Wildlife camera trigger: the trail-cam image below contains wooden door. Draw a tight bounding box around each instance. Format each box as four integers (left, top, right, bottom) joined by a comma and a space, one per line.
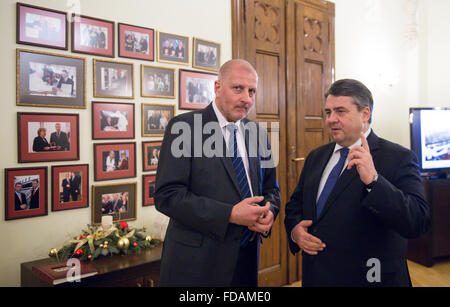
232, 0, 334, 286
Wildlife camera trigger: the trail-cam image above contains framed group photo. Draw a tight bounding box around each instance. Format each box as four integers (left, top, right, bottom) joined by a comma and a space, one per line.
92, 182, 137, 225
92, 101, 135, 140
51, 164, 89, 211
17, 49, 86, 109
94, 59, 134, 99
141, 65, 175, 99
16, 3, 68, 50
118, 23, 154, 61
18, 112, 80, 163
4, 167, 48, 220
142, 104, 175, 137
193, 38, 221, 72
142, 175, 156, 206
94, 142, 136, 181
179, 69, 217, 110
71, 14, 114, 58
142, 141, 162, 172
157, 31, 189, 65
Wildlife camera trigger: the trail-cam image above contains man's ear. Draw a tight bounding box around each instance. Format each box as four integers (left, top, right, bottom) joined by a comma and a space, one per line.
362, 106, 371, 124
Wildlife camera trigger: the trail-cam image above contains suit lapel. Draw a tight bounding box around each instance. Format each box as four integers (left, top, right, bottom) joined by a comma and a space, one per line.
243, 121, 260, 197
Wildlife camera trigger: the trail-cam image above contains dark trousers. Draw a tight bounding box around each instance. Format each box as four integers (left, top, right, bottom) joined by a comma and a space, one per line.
230, 235, 260, 287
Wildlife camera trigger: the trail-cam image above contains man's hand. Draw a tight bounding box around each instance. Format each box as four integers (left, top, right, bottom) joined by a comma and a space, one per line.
347, 132, 377, 185
291, 220, 325, 255
248, 202, 273, 233
229, 196, 269, 227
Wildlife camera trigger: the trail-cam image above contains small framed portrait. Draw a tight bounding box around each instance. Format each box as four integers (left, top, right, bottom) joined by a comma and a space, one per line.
92, 182, 137, 225
118, 23, 154, 61
94, 142, 136, 181
71, 14, 114, 58
142, 141, 162, 172
157, 32, 189, 65
94, 59, 134, 99
142, 175, 156, 206
17, 49, 86, 109
193, 38, 221, 72
142, 104, 175, 137
18, 112, 79, 163
92, 101, 135, 140
179, 69, 217, 110
4, 167, 48, 220
141, 65, 175, 99
51, 164, 89, 211
16, 3, 68, 50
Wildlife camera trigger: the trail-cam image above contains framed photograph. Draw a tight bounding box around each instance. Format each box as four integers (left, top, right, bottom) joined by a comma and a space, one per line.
118, 23, 154, 61
157, 32, 189, 65
92, 182, 137, 225
142, 141, 162, 172
71, 14, 114, 57
94, 142, 136, 181
92, 101, 135, 140
18, 112, 79, 163
94, 59, 134, 99
193, 38, 221, 72
142, 104, 175, 137
4, 167, 48, 220
17, 49, 86, 109
51, 164, 89, 211
142, 175, 156, 206
16, 3, 68, 50
141, 65, 175, 99
179, 69, 217, 110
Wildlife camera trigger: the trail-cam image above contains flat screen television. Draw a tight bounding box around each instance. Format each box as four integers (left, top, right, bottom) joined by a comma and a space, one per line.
409, 107, 450, 178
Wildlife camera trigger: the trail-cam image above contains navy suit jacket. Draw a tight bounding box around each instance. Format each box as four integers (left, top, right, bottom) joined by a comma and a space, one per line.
155, 103, 280, 286
285, 131, 431, 287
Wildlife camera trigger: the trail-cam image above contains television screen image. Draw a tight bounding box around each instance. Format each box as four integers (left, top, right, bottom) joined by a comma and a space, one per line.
410, 108, 450, 174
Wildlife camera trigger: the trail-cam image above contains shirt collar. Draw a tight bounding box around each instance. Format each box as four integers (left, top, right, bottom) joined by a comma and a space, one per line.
334, 127, 372, 153
212, 100, 242, 130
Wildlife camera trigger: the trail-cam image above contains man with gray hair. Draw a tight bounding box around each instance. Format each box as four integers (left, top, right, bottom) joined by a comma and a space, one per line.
155, 59, 280, 286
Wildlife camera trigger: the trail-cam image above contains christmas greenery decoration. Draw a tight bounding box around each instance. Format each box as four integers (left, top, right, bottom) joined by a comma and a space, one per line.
49, 221, 161, 262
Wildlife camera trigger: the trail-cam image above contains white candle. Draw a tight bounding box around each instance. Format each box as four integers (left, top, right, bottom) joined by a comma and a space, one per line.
101, 215, 113, 230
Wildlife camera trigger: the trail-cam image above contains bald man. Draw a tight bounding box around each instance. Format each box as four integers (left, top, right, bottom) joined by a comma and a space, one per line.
155, 59, 280, 287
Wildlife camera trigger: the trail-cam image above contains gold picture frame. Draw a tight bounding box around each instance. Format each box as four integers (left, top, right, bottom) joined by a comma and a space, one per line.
93, 59, 134, 99
156, 31, 189, 66
141, 103, 175, 137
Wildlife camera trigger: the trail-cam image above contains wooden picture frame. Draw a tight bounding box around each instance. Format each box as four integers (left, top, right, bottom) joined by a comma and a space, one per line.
141, 65, 175, 99
193, 38, 221, 72
142, 104, 175, 137
16, 3, 68, 50
51, 164, 89, 211
157, 31, 189, 65
142, 141, 162, 172
5, 166, 48, 220
142, 175, 156, 206
93, 142, 136, 181
71, 14, 114, 58
18, 112, 80, 163
92, 182, 137, 225
179, 69, 217, 110
118, 23, 154, 61
93, 59, 134, 99
92, 101, 135, 140
17, 49, 86, 109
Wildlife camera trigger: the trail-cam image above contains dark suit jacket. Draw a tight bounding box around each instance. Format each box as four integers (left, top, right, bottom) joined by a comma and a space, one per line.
15, 192, 28, 210
285, 131, 431, 287
50, 131, 70, 151
32, 136, 50, 152
155, 103, 280, 287
29, 188, 39, 209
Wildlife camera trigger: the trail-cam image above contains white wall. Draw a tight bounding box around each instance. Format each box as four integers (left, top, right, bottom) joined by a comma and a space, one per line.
0, 0, 231, 286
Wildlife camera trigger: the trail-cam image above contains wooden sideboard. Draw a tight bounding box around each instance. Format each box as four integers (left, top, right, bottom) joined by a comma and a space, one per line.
21, 245, 162, 287
407, 179, 450, 267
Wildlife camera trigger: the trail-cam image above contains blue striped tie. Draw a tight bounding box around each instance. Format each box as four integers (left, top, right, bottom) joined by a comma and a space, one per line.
316, 147, 349, 218
227, 124, 254, 246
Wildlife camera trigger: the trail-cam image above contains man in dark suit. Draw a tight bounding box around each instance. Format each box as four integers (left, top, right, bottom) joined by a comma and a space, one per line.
29, 179, 40, 209
285, 79, 431, 287
155, 59, 280, 287
70, 172, 81, 202
61, 173, 71, 202
50, 123, 70, 151
14, 182, 28, 211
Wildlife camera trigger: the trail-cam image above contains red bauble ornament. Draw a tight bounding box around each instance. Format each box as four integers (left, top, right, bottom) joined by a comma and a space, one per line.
74, 249, 83, 257
132, 242, 137, 247
119, 221, 128, 229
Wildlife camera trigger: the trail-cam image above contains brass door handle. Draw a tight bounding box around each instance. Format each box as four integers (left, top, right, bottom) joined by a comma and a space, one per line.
291, 157, 305, 162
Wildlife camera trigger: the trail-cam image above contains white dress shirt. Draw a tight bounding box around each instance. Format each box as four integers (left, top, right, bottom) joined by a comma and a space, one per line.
212, 101, 254, 197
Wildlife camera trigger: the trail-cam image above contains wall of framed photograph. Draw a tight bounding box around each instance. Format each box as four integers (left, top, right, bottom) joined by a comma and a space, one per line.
2, 0, 232, 287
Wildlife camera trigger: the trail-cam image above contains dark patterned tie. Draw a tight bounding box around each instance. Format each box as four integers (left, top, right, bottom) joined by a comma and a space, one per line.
316, 147, 349, 218
227, 124, 254, 246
